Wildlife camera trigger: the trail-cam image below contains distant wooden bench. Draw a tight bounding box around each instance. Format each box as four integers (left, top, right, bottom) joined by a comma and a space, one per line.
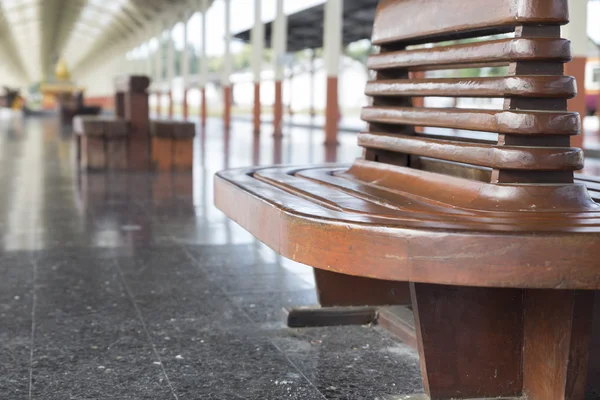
74, 75, 151, 170
73, 116, 128, 170
215, 0, 600, 398
150, 120, 195, 171
74, 75, 194, 172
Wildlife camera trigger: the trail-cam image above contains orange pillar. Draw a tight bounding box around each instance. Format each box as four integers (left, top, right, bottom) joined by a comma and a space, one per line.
565, 58, 586, 149
323, 0, 342, 146
253, 83, 261, 133
222, 0, 232, 130
563, 0, 587, 150
272, 0, 286, 137
325, 77, 339, 145
183, 89, 188, 120
156, 91, 162, 116
201, 88, 207, 126
251, 0, 264, 134
273, 81, 283, 137
223, 86, 232, 130
200, 0, 209, 127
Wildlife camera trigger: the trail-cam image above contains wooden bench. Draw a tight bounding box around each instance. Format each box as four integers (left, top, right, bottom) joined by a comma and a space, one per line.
215, 0, 600, 398
74, 75, 153, 171
73, 116, 129, 170
150, 120, 195, 171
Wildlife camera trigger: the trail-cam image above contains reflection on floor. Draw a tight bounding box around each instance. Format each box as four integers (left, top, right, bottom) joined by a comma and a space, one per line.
0, 113, 422, 399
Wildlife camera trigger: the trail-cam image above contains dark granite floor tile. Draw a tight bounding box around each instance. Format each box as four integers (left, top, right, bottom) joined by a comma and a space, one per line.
271, 326, 423, 399
31, 343, 173, 400
0, 117, 433, 399
0, 254, 33, 399
133, 326, 325, 400
209, 268, 315, 295
230, 289, 318, 323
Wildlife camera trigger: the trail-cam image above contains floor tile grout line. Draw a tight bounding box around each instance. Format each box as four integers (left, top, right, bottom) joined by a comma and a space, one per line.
28, 259, 37, 400
173, 238, 328, 400
134, 198, 327, 398
112, 258, 180, 400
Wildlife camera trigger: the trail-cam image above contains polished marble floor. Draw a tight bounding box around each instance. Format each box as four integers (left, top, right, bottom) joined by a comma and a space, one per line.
0, 112, 423, 399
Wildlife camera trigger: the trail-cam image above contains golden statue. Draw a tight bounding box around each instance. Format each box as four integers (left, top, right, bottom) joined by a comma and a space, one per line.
55, 58, 71, 81
40, 58, 85, 116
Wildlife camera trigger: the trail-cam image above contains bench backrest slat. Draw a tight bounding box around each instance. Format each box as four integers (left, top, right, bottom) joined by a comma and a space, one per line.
362, 0, 580, 189
372, 0, 569, 46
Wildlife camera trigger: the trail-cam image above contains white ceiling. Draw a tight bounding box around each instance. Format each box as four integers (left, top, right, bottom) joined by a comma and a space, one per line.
0, 0, 207, 85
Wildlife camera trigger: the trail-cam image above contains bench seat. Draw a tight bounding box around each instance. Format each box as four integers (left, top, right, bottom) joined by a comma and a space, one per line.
216, 164, 600, 290
150, 120, 195, 171
73, 116, 129, 170
215, 0, 600, 398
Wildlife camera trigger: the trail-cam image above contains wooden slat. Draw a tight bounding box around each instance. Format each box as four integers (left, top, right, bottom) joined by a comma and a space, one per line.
372, 0, 568, 46
362, 107, 580, 135
368, 38, 571, 71
359, 132, 583, 171
366, 76, 576, 98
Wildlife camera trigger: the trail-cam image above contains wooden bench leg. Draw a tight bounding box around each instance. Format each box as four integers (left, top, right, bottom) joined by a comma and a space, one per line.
75, 135, 81, 165
80, 136, 106, 170
106, 138, 128, 170
410, 283, 594, 400
173, 139, 194, 171
284, 269, 411, 328
315, 269, 411, 307
586, 293, 600, 397
152, 137, 172, 171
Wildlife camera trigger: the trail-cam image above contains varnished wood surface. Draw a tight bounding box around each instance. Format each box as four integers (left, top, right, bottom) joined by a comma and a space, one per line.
215, 165, 600, 289
215, 0, 600, 398
150, 120, 196, 139
359, 132, 582, 170
372, 0, 568, 46
366, 76, 576, 98
361, 107, 581, 136
367, 38, 571, 71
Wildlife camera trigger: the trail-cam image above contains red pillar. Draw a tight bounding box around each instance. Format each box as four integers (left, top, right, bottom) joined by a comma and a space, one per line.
324, 76, 339, 146
168, 90, 173, 118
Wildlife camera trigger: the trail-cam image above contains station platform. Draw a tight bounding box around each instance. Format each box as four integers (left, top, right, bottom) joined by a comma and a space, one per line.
0, 113, 424, 399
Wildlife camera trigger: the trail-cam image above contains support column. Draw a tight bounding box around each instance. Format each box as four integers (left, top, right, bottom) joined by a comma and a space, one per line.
272, 0, 287, 137
323, 0, 343, 145
222, 0, 232, 130
145, 28, 153, 78
166, 23, 175, 119
145, 45, 152, 77
310, 48, 316, 118
200, 0, 209, 127
155, 23, 164, 117
251, 0, 264, 134
182, 12, 191, 121
562, 0, 587, 149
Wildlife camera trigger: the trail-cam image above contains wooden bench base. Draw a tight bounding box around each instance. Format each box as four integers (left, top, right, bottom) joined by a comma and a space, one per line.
299, 273, 597, 399
79, 136, 128, 170
74, 116, 129, 171
151, 137, 194, 171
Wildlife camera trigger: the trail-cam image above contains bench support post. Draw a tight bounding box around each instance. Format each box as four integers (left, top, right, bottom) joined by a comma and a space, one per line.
410, 283, 594, 400
283, 270, 411, 328
315, 269, 411, 307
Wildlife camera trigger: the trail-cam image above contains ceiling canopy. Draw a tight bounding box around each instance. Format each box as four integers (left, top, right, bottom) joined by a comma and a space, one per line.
0, 0, 205, 85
